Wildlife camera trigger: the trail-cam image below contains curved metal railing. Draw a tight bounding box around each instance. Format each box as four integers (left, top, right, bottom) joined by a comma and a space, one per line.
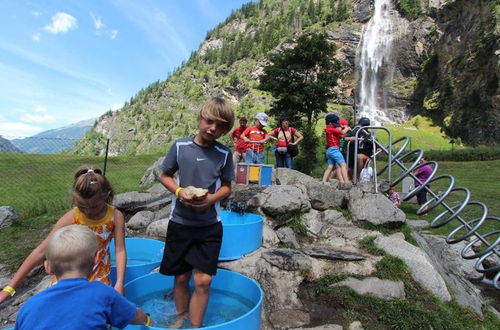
351, 128, 500, 289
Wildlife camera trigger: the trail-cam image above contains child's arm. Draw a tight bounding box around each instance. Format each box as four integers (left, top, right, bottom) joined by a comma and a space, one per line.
0, 210, 74, 303
291, 129, 303, 145
130, 308, 150, 326
112, 209, 126, 295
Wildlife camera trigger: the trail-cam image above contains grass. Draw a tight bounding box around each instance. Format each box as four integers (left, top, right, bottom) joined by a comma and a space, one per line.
0, 152, 162, 218
0, 152, 162, 270
310, 253, 500, 329
398, 159, 500, 239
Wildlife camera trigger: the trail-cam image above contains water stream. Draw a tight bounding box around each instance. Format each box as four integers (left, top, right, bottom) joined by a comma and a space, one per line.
358, 0, 395, 124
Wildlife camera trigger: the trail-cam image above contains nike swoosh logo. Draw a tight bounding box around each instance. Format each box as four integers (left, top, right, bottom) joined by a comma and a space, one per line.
196, 157, 206, 161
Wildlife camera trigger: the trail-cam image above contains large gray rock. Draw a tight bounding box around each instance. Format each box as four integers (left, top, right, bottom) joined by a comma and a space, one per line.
262, 249, 312, 272
348, 188, 406, 226
146, 218, 169, 238
412, 233, 485, 314
304, 181, 348, 210
0, 206, 18, 230
332, 277, 405, 300
276, 227, 300, 249
114, 191, 171, 214
126, 211, 155, 230
219, 250, 306, 328
274, 168, 317, 186
140, 156, 164, 186
259, 185, 311, 219
262, 221, 280, 248
375, 234, 451, 301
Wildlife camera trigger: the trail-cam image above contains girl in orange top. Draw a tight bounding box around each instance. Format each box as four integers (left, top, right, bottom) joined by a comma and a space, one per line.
0, 165, 126, 303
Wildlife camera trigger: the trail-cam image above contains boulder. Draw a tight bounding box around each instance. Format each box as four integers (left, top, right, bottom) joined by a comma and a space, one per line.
259, 185, 311, 220
375, 234, 451, 301
140, 157, 164, 186
412, 233, 484, 314
276, 227, 300, 249
0, 206, 18, 230
304, 181, 348, 210
114, 191, 171, 214
262, 249, 312, 272
146, 218, 169, 238
332, 277, 406, 300
126, 211, 155, 230
274, 168, 317, 186
348, 188, 406, 226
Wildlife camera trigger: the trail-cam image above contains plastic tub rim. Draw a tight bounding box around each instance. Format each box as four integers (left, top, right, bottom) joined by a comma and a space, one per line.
124, 268, 263, 330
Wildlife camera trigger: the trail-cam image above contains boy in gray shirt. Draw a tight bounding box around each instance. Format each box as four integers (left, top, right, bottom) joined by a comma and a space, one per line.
159, 97, 235, 328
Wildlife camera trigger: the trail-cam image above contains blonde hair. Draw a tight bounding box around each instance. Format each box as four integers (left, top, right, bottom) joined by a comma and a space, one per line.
45, 225, 98, 277
198, 97, 235, 134
72, 165, 114, 205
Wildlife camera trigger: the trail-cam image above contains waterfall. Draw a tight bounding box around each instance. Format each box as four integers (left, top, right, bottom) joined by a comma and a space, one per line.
358, 0, 395, 124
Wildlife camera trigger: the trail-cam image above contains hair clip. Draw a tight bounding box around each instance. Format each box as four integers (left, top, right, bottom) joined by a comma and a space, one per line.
87, 169, 94, 173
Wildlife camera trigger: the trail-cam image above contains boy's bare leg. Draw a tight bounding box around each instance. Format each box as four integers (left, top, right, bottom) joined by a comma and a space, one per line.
322, 165, 334, 182
169, 271, 191, 328
189, 270, 212, 328
339, 163, 350, 183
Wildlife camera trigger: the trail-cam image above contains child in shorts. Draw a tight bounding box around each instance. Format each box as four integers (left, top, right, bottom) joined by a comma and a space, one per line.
322, 114, 350, 183
159, 97, 235, 328
15, 225, 149, 329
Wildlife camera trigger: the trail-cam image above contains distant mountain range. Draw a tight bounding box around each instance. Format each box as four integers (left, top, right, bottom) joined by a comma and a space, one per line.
0, 136, 22, 153
8, 118, 95, 154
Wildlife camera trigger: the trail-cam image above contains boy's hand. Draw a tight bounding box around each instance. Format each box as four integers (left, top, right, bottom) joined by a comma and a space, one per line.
190, 194, 214, 211
180, 193, 213, 211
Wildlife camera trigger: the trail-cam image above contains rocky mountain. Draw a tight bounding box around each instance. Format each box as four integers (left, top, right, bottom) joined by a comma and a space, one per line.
0, 136, 22, 153
71, 0, 499, 156
12, 118, 95, 154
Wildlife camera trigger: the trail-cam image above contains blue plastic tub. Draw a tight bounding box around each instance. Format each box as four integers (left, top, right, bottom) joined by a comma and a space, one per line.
120, 269, 263, 329
219, 210, 263, 261
110, 237, 164, 285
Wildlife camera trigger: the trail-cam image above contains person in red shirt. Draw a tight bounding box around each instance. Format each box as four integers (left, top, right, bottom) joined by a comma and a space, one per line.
321, 114, 350, 183
268, 118, 303, 168
231, 117, 248, 164
240, 112, 270, 164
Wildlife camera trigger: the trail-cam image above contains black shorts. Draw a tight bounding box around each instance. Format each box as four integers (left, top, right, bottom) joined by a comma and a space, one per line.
159, 221, 223, 276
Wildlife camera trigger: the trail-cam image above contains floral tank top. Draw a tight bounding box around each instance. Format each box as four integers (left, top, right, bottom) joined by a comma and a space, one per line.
72, 205, 115, 285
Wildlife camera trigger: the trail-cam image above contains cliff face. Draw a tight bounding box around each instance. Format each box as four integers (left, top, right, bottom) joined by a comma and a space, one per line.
72, 0, 498, 156
414, 0, 499, 146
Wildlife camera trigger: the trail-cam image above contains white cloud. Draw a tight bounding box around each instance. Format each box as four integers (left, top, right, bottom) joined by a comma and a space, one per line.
44, 12, 78, 34
109, 29, 119, 40
32, 11, 41, 17
21, 113, 56, 123
0, 122, 43, 138
90, 13, 105, 31
32, 32, 41, 42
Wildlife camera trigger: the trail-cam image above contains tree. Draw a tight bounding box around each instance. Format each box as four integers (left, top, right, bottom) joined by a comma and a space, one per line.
259, 33, 342, 174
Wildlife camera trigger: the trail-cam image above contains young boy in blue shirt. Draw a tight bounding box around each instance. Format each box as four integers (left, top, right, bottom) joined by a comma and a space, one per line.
15, 225, 150, 330
159, 97, 235, 328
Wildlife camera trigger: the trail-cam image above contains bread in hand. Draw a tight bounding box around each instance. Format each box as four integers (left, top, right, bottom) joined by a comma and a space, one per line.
184, 186, 208, 200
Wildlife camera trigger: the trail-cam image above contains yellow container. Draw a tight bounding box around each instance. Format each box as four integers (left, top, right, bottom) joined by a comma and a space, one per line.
248, 165, 260, 183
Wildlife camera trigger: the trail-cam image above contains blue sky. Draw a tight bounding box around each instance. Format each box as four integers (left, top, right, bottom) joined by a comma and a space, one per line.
0, 0, 253, 138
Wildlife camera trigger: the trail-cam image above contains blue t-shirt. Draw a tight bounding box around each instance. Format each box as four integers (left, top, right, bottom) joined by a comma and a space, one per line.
161, 137, 234, 226
15, 278, 137, 330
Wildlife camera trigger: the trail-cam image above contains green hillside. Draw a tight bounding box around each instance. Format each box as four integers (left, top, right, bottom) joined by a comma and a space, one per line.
70, 0, 498, 158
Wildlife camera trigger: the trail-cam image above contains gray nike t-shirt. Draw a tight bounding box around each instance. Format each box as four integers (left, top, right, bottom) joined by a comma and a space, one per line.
160, 137, 234, 226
